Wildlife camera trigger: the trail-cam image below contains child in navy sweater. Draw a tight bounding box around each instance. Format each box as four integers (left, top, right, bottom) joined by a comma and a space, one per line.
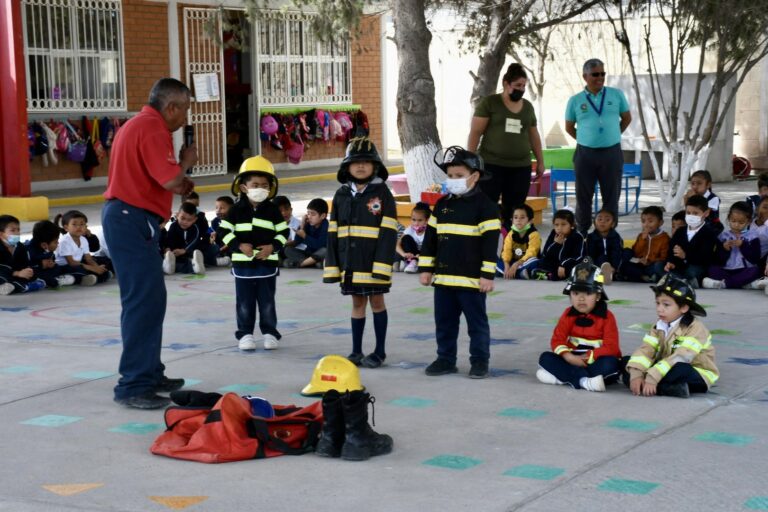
665, 195, 719, 287
0, 215, 46, 295
283, 197, 329, 268
586, 208, 623, 284
531, 209, 585, 281
26, 220, 75, 288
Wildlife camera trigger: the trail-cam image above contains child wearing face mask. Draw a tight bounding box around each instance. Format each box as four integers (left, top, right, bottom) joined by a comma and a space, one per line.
702, 201, 762, 289
26, 220, 76, 289
324, 137, 398, 369
0, 215, 47, 295
395, 202, 431, 274
501, 203, 540, 279
664, 195, 719, 287
217, 156, 288, 352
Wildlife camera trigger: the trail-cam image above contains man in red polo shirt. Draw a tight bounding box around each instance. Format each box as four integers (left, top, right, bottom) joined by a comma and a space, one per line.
102, 78, 197, 409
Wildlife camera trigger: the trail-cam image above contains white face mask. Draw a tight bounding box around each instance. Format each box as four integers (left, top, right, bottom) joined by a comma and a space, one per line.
685, 214, 703, 228
247, 188, 269, 203
445, 177, 470, 196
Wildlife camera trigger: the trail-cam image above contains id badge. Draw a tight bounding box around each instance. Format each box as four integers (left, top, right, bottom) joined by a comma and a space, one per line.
505, 118, 522, 134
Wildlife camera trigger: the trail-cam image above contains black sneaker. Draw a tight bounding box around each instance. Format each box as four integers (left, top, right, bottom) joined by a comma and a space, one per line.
114, 392, 171, 410
658, 382, 690, 398
425, 358, 458, 376
360, 353, 385, 368
469, 361, 489, 379
156, 376, 185, 393
347, 353, 364, 366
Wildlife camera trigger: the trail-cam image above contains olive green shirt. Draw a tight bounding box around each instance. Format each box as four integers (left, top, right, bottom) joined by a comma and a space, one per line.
474, 94, 537, 168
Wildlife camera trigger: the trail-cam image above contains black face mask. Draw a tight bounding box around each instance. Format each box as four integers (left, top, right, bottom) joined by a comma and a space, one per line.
509, 89, 525, 102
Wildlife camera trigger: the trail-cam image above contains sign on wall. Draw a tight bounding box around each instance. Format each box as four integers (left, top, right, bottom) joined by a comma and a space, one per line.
192, 73, 221, 102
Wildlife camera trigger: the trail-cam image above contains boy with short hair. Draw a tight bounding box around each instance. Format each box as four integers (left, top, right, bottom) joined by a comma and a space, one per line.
619, 205, 670, 283
419, 146, 500, 379
283, 197, 329, 268
746, 172, 768, 219
26, 220, 76, 288
670, 210, 686, 235
684, 170, 722, 232
162, 202, 207, 275
209, 196, 234, 260
665, 195, 720, 287
0, 215, 46, 295
585, 207, 623, 284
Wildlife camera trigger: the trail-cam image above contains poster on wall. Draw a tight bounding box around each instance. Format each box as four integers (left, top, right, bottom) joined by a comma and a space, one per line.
192, 73, 220, 102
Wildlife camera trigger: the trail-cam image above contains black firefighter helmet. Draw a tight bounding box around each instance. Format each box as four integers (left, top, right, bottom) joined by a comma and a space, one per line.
562, 257, 608, 300
433, 146, 492, 180
650, 273, 707, 317
337, 137, 388, 184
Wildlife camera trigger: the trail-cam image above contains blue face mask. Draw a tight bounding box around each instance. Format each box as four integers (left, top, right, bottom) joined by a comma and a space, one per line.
4, 234, 20, 247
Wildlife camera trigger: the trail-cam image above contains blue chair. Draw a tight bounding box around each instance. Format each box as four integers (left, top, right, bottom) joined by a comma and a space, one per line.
549, 168, 599, 213
620, 163, 642, 215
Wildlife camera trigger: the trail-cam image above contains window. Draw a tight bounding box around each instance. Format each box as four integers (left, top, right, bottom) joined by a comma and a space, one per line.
257, 12, 351, 106
22, 0, 126, 112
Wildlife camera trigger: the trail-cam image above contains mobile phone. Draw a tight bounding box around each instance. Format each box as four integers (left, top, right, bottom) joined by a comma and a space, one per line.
184, 125, 194, 147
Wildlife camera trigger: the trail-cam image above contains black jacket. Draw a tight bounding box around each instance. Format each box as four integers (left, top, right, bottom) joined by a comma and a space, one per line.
217, 197, 288, 268
667, 223, 719, 271
539, 230, 586, 276
586, 228, 623, 269
0, 243, 31, 282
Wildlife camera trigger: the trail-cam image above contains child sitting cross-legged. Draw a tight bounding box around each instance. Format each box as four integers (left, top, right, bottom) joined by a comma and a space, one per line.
536, 257, 621, 392
26, 220, 76, 289
283, 197, 329, 269
162, 202, 208, 275
54, 210, 111, 286
585, 208, 623, 284
395, 201, 431, 274
501, 203, 540, 280
703, 201, 763, 290
0, 215, 47, 295
530, 208, 585, 281
619, 205, 670, 283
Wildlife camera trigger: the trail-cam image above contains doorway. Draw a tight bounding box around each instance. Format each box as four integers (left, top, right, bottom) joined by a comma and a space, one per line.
222, 10, 252, 172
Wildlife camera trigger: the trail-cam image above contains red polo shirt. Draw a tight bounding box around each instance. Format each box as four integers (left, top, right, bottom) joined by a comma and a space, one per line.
104, 106, 180, 219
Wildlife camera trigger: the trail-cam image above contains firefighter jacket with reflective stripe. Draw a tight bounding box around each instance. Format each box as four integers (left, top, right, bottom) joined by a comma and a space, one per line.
549, 301, 621, 363
626, 317, 718, 387
323, 180, 397, 287
418, 189, 501, 290
216, 197, 289, 268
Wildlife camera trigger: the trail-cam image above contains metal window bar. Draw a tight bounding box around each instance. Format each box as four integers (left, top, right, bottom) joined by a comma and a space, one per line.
22, 0, 126, 113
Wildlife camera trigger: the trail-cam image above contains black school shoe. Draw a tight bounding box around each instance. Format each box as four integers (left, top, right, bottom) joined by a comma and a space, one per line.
425, 358, 458, 376
114, 392, 171, 410
360, 353, 385, 368
469, 361, 489, 379
348, 353, 364, 366
657, 382, 690, 398
156, 376, 185, 393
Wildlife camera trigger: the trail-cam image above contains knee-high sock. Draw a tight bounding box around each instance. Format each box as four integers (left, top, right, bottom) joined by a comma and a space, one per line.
373, 310, 388, 358
351, 317, 366, 354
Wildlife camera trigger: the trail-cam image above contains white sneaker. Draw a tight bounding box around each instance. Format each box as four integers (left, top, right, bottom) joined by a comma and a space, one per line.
238, 334, 257, 351
702, 277, 725, 289
56, 274, 76, 286
744, 277, 768, 290
580, 375, 606, 392
80, 274, 98, 286
163, 252, 176, 275
536, 368, 563, 385
0, 283, 15, 295
216, 256, 231, 267
398, 260, 407, 272
263, 334, 279, 350
191, 249, 205, 274
600, 262, 614, 285
404, 259, 418, 273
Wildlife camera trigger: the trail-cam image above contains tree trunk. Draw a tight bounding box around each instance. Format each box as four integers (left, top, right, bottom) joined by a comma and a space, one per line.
392, 0, 444, 199
469, 3, 513, 109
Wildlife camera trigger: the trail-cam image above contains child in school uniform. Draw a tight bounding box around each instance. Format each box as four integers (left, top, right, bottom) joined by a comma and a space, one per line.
622, 273, 718, 398
619, 205, 670, 283
419, 146, 500, 379
670, 210, 686, 235
703, 201, 763, 289
665, 195, 720, 287
283, 197, 329, 269
54, 210, 110, 286
26, 220, 75, 289
531, 208, 586, 281
324, 137, 398, 369
162, 202, 208, 275
0, 215, 46, 295
217, 156, 288, 351
684, 170, 722, 233
209, 195, 234, 259
585, 208, 623, 284
501, 203, 541, 280
536, 257, 621, 392
395, 202, 431, 274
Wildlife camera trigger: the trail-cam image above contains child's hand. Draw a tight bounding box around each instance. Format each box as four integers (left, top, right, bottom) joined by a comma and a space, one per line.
210, 232, 217, 243
479, 277, 494, 293
172, 248, 186, 257
254, 244, 273, 260
554, 233, 566, 244
42, 259, 56, 269
664, 262, 675, 272
557, 266, 566, 279
629, 378, 644, 396
563, 352, 587, 368
402, 252, 415, 260
642, 381, 657, 397
732, 238, 743, 248
239, 243, 254, 257
503, 263, 517, 280
419, 272, 433, 286
15, 268, 34, 280
639, 257, 649, 266
93, 265, 107, 275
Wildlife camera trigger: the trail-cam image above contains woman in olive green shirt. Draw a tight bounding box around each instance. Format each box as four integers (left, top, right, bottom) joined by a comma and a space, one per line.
468, 63, 544, 222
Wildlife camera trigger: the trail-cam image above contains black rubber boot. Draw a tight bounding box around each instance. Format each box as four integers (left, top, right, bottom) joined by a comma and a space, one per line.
658, 381, 690, 398
341, 390, 393, 461
315, 390, 345, 457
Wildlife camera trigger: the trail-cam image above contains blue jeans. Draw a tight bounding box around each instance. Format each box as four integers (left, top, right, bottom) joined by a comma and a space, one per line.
433, 286, 490, 364
102, 199, 167, 399
539, 351, 620, 389
235, 275, 280, 340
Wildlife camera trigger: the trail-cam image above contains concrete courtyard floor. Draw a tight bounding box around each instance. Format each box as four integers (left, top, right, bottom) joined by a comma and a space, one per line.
2, 176, 767, 511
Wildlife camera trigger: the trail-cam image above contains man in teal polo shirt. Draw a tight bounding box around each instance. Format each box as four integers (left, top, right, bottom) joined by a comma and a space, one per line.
565, 58, 632, 233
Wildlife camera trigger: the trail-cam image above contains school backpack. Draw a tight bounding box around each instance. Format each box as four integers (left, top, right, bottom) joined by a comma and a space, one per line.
150, 392, 323, 463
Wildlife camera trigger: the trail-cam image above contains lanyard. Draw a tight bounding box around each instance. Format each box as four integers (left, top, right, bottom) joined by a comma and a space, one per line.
585, 88, 606, 117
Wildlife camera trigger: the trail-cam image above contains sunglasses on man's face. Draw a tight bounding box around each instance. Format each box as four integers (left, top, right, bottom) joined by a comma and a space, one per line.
590, 72, 607, 77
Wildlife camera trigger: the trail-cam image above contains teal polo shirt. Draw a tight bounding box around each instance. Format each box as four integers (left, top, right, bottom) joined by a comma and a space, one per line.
565, 86, 630, 148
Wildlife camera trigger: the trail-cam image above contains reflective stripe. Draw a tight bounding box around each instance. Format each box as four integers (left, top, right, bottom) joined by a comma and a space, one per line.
481, 261, 496, 274
235, 223, 252, 231
437, 223, 480, 236
419, 256, 435, 268
478, 218, 501, 234
323, 266, 341, 279
569, 336, 603, 348
336, 225, 380, 239
372, 261, 392, 277
677, 336, 703, 354
347, 271, 390, 285
694, 367, 718, 384
274, 235, 287, 245
642, 335, 660, 349
587, 351, 595, 364
219, 219, 235, 231
222, 233, 236, 245
554, 345, 571, 355
232, 253, 279, 262
652, 360, 671, 377
428, 216, 438, 228
433, 274, 479, 289
252, 219, 275, 230
274, 221, 288, 232
701, 335, 713, 349
628, 355, 652, 369
329, 221, 338, 233
380, 216, 398, 231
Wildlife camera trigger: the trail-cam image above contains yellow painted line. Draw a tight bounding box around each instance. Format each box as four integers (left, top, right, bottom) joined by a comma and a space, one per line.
45, 166, 404, 207
43, 483, 105, 496
149, 496, 209, 509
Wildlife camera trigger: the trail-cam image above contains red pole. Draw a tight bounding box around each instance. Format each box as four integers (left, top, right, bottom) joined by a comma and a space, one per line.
0, 0, 31, 197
